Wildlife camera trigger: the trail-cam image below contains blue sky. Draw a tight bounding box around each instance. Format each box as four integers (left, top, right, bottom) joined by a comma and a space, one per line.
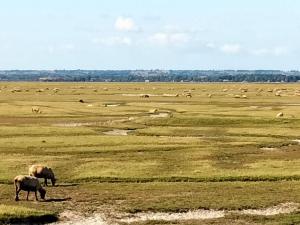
0, 0, 300, 70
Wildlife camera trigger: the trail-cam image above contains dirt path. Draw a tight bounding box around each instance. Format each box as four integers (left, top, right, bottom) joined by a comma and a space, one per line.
54, 202, 300, 224
239, 202, 299, 216
103, 129, 132, 136
119, 209, 225, 223
53, 211, 115, 225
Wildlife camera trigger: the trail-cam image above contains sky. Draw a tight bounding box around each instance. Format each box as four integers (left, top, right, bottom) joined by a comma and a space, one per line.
0, 0, 300, 70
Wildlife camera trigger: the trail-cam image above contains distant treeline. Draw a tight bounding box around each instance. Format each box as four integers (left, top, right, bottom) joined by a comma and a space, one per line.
0, 70, 300, 82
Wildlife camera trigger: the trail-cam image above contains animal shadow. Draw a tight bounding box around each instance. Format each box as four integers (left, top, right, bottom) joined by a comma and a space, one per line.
44, 197, 72, 202
55, 183, 79, 187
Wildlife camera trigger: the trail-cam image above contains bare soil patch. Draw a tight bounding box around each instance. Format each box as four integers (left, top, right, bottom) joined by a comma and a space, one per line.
118, 209, 225, 223
53, 122, 97, 127
260, 147, 279, 151
238, 202, 299, 216
54, 202, 300, 224
150, 113, 170, 118
103, 129, 132, 136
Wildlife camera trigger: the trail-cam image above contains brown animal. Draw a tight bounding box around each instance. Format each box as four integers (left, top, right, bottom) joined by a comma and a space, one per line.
14, 175, 46, 201
29, 165, 56, 186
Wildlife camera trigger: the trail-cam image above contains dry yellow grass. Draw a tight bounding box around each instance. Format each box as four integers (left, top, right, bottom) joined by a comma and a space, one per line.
0, 82, 299, 223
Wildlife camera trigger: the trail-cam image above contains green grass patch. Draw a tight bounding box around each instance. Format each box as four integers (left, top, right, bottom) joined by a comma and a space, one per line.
0, 205, 57, 224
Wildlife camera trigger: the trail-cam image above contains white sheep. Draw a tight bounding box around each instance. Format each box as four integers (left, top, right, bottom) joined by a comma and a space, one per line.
29, 165, 56, 186
32, 107, 41, 114
14, 175, 46, 201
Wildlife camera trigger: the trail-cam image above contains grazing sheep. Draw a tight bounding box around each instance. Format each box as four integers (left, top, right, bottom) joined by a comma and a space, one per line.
185, 93, 192, 98
239, 87, 248, 92
14, 175, 46, 201
32, 107, 39, 113
29, 165, 56, 186
276, 112, 284, 118
53, 88, 60, 93
11, 87, 22, 93
140, 94, 150, 98
149, 108, 158, 113
32, 107, 41, 114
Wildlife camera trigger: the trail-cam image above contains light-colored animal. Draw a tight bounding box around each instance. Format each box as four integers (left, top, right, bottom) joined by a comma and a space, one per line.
32, 106, 41, 114
14, 175, 46, 201
149, 108, 158, 113
29, 165, 56, 186
239, 87, 248, 92
185, 93, 192, 98
276, 112, 284, 118
53, 88, 60, 93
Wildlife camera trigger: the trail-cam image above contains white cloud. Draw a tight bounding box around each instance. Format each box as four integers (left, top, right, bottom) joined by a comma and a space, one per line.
205, 42, 216, 49
115, 17, 136, 31
220, 44, 241, 54
273, 46, 288, 56
149, 33, 168, 45
47, 44, 75, 54
171, 33, 190, 44
250, 46, 288, 56
250, 48, 269, 56
47, 46, 55, 54
92, 36, 132, 46
63, 44, 75, 50
149, 32, 190, 46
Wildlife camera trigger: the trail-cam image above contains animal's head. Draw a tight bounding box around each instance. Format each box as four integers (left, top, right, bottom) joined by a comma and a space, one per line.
51, 177, 56, 186
39, 188, 46, 200
48, 168, 56, 186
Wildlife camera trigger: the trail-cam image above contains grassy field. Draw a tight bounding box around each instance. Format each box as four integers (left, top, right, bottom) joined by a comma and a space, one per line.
0, 82, 299, 224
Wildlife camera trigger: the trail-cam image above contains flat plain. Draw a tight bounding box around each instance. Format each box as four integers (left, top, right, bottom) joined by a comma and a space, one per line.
0, 82, 299, 224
